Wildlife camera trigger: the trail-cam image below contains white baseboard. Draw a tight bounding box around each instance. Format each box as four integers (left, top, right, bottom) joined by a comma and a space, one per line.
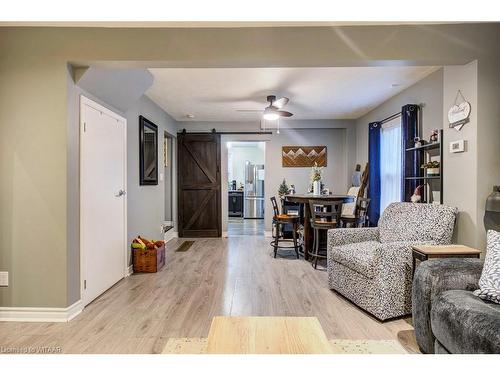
264, 231, 273, 238
161, 221, 174, 233
126, 265, 133, 276
164, 230, 178, 243
0, 299, 83, 322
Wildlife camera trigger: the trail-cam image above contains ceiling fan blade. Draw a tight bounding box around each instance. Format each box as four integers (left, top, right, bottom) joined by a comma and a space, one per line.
273, 97, 289, 109
235, 109, 263, 112
278, 110, 293, 117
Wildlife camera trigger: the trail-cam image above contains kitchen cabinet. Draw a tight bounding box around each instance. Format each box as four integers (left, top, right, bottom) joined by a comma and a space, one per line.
228, 191, 244, 217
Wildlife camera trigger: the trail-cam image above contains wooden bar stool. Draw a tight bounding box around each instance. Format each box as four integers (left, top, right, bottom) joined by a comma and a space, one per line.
270, 196, 300, 259
309, 200, 343, 269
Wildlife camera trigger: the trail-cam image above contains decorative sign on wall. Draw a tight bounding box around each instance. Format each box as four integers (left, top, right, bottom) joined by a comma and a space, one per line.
282, 146, 327, 167
448, 90, 471, 131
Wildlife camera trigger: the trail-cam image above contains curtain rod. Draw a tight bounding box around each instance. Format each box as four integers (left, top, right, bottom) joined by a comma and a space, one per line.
179, 129, 272, 135
380, 112, 401, 124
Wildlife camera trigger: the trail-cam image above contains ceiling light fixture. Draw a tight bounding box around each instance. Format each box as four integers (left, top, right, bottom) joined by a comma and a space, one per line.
186, 114, 195, 119
262, 108, 279, 121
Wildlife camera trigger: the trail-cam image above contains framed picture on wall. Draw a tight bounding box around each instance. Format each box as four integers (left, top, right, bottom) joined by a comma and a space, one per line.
282, 146, 327, 167
139, 115, 158, 185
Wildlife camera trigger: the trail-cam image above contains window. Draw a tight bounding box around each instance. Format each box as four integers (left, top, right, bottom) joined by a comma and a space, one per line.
380, 116, 402, 213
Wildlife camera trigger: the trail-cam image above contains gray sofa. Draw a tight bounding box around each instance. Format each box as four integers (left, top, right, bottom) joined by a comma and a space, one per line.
327, 202, 457, 320
413, 258, 500, 354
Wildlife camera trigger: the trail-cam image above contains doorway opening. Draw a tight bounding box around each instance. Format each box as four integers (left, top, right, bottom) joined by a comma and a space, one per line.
226, 141, 266, 237
163, 131, 174, 233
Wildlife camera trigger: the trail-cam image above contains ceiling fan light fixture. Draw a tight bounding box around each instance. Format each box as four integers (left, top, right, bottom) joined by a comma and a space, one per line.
263, 112, 279, 121
263, 107, 279, 121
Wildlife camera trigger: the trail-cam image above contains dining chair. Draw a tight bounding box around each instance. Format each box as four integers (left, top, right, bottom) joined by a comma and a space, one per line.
270, 196, 300, 259
309, 199, 343, 269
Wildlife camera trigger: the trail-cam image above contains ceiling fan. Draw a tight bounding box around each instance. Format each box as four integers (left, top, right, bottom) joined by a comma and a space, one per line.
236, 95, 293, 120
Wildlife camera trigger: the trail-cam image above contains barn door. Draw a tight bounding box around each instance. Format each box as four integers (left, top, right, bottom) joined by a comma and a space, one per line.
178, 133, 221, 237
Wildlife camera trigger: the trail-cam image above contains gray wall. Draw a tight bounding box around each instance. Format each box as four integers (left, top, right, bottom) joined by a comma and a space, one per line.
125, 96, 178, 260
443, 61, 478, 247
263, 128, 348, 231
1, 24, 500, 308
355, 68, 444, 166
476, 57, 500, 250
75, 67, 153, 113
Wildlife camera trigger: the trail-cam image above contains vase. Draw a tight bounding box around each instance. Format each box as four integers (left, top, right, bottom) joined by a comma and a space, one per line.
313, 181, 321, 195
426, 167, 440, 176
484, 185, 500, 232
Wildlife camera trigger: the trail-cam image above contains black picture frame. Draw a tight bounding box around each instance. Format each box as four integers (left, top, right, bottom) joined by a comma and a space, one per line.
139, 115, 158, 185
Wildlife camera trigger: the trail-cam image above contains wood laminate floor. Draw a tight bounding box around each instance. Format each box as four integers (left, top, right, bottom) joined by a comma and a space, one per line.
0, 236, 418, 354
227, 218, 264, 236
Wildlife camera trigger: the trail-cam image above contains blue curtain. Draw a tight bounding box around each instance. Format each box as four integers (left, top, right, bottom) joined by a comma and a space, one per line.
401, 104, 420, 201
368, 122, 381, 225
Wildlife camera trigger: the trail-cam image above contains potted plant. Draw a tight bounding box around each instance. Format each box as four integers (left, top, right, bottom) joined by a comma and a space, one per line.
278, 178, 289, 199
310, 162, 323, 195
421, 161, 440, 176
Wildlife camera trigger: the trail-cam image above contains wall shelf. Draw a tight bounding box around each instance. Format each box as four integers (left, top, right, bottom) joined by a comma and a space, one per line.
405, 176, 441, 180
405, 142, 440, 152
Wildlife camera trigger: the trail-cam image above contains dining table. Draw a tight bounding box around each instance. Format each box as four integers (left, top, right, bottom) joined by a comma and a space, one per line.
284, 193, 353, 260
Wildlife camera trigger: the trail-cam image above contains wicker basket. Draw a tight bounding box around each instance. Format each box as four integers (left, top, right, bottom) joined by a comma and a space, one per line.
132, 244, 165, 273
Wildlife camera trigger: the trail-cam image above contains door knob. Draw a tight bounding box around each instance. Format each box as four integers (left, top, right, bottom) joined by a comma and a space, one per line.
115, 189, 126, 197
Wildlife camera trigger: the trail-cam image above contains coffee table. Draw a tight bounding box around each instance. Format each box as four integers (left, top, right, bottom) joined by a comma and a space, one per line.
205, 316, 333, 354
412, 244, 481, 276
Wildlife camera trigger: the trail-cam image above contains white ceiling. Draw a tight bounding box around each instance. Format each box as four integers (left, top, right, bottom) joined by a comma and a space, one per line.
146, 66, 439, 121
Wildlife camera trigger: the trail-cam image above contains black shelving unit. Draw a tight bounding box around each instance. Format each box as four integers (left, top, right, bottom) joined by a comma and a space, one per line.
404, 129, 443, 204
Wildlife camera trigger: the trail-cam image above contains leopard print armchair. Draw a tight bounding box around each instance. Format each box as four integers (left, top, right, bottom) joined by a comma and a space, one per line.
327, 202, 457, 320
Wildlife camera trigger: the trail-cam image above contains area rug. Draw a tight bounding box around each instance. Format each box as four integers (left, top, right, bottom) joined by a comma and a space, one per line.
175, 240, 195, 252
329, 339, 408, 354
161, 338, 408, 354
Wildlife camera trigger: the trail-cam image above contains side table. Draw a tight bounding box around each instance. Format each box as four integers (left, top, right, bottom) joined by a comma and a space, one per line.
412, 244, 481, 277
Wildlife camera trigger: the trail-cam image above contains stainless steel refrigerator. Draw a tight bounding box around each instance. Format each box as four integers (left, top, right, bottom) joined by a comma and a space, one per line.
244, 162, 265, 219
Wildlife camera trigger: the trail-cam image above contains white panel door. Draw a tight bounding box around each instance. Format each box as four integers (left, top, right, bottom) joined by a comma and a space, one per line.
80, 96, 127, 306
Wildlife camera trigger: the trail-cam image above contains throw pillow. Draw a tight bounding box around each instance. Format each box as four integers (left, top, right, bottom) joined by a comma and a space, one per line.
473, 230, 500, 304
